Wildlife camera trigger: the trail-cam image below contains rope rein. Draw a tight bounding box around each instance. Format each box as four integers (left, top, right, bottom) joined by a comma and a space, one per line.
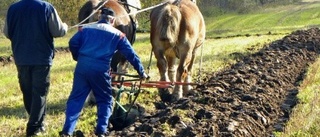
117, 1, 168, 18
118, 1, 141, 10
69, 0, 109, 29
69, 0, 170, 29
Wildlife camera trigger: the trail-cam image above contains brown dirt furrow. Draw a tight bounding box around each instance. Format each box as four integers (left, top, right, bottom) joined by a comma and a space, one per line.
108, 28, 320, 137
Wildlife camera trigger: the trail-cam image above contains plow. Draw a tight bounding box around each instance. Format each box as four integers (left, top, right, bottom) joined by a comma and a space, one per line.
109, 72, 199, 130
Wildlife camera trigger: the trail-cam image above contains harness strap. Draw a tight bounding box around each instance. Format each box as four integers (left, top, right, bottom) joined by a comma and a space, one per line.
172, 0, 182, 5
128, 15, 137, 44
118, 0, 131, 13
94, 1, 106, 10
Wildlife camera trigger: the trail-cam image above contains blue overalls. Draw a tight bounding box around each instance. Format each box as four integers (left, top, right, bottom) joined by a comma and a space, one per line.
61, 20, 145, 135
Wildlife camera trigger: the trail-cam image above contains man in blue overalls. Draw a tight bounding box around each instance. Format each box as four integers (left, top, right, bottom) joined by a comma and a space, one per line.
60, 8, 148, 137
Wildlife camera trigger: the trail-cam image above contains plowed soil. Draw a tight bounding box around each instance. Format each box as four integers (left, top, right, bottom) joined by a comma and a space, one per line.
107, 28, 320, 137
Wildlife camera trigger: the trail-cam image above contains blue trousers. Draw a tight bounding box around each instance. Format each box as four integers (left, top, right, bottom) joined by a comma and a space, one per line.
16, 65, 50, 135
62, 62, 113, 135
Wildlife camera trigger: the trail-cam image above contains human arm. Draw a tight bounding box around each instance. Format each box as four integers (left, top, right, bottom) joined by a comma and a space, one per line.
69, 31, 82, 61
116, 34, 146, 78
49, 8, 68, 37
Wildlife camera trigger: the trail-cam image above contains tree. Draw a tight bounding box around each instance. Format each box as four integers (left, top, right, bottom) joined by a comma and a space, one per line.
48, 0, 87, 25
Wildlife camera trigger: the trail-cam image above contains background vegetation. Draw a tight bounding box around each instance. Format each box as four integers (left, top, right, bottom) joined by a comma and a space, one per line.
0, 0, 320, 136
0, 0, 304, 33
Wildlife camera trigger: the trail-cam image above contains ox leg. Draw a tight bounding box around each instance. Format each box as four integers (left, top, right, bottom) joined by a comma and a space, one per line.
110, 52, 129, 82
155, 50, 169, 82
116, 53, 129, 74
172, 65, 183, 101
183, 49, 198, 95
172, 56, 189, 101
111, 52, 121, 73
154, 50, 171, 102
117, 61, 129, 74
166, 55, 176, 82
172, 46, 195, 100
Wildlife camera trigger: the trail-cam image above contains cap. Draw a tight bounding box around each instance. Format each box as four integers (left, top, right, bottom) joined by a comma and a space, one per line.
100, 7, 115, 17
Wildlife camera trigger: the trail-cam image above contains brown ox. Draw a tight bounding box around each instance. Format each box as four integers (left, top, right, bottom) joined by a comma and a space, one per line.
150, 0, 205, 101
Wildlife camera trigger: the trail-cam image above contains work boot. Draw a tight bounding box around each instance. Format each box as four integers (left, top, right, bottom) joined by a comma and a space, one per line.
97, 134, 107, 137
96, 131, 109, 137
26, 126, 46, 137
74, 130, 85, 137
39, 126, 46, 132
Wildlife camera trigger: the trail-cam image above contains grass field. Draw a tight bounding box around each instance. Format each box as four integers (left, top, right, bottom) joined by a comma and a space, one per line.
0, 1, 320, 136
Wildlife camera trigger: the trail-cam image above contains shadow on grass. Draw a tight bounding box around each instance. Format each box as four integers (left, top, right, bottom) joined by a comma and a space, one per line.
0, 98, 68, 118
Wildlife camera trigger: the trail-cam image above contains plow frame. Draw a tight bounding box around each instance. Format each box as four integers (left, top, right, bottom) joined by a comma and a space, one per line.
109, 72, 199, 128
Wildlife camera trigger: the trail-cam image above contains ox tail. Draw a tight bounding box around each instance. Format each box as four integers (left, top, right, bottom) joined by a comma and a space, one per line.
156, 4, 181, 45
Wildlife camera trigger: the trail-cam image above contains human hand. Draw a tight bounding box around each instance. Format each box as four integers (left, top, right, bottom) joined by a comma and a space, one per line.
140, 72, 150, 80
62, 23, 68, 30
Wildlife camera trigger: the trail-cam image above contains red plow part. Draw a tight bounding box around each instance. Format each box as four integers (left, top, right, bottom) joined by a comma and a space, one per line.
148, 81, 199, 86
112, 81, 198, 88
112, 81, 171, 88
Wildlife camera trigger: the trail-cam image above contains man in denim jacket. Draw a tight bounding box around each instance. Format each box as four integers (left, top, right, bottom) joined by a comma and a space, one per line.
3, 0, 68, 136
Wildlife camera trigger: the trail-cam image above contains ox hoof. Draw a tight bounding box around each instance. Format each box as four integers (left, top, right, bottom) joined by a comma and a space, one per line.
159, 88, 172, 102
183, 85, 193, 93
184, 89, 197, 96
171, 93, 182, 102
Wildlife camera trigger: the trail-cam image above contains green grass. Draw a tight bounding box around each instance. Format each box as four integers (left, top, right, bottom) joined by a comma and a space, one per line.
0, 37, 10, 56
273, 57, 320, 137
205, 2, 320, 38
